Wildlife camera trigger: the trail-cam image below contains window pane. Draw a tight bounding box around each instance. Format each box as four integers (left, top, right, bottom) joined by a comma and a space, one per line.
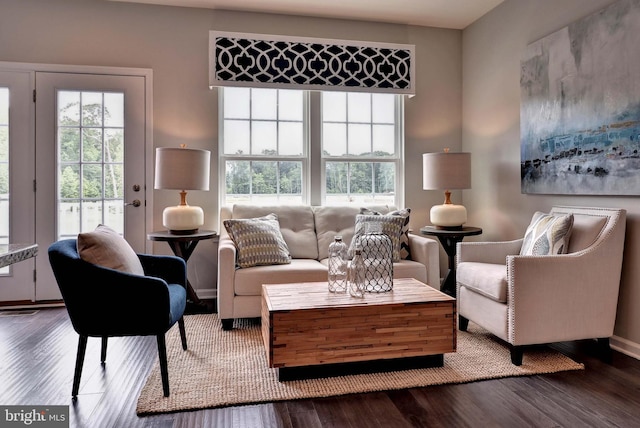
279, 90, 303, 121
0, 127, 7, 161
104, 164, 123, 198
81, 200, 102, 231
251, 121, 277, 155
82, 128, 103, 162
226, 161, 250, 195
104, 200, 124, 233
279, 162, 302, 195
82, 164, 102, 198
82, 92, 103, 127
59, 165, 80, 199
58, 201, 80, 237
348, 93, 371, 123
252, 89, 277, 120
104, 93, 124, 127
372, 124, 395, 155
325, 162, 348, 194
58, 91, 80, 126
350, 162, 372, 194
348, 124, 371, 155
252, 161, 277, 194
323, 91, 346, 122
224, 87, 250, 119
0, 88, 8, 124
372, 94, 395, 123
104, 129, 124, 162
374, 163, 395, 194
279, 122, 303, 155
224, 120, 250, 154
0, 163, 7, 195
322, 123, 347, 156
59, 128, 80, 162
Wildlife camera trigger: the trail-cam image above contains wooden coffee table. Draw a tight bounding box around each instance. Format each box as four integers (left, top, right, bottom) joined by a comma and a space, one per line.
261, 278, 456, 381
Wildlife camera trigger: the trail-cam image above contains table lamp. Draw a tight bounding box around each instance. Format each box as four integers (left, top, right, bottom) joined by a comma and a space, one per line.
422, 149, 471, 229
154, 145, 211, 234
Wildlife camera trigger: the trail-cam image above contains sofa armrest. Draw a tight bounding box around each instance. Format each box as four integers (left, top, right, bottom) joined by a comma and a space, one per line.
457, 239, 523, 265
408, 233, 440, 288
216, 236, 237, 319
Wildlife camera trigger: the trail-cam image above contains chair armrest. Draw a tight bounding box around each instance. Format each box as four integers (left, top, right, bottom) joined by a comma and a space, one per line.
506, 251, 622, 345
217, 236, 237, 319
408, 233, 440, 288
138, 254, 187, 287
457, 239, 523, 265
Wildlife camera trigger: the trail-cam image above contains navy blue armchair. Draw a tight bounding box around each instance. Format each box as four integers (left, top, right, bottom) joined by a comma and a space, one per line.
48, 239, 188, 398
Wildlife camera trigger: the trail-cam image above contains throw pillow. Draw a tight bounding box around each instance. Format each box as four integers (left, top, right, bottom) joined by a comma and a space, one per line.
520, 212, 574, 256
77, 224, 145, 275
223, 213, 291, 268
359, 207, 412, 260
349, 213, 405, 262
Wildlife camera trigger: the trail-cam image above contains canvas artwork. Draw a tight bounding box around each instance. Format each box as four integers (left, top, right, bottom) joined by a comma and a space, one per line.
520, 0, 640, 195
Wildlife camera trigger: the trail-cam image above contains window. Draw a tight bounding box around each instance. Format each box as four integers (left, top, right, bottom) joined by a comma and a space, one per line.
219, 88, 403, 206
0, 88, 8, 274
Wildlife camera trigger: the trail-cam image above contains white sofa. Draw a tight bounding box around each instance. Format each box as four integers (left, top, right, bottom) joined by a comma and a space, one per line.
217, 204, 441, 330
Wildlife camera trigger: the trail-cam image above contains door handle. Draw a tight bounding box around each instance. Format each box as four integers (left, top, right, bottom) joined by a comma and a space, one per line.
125, 199, 141, 207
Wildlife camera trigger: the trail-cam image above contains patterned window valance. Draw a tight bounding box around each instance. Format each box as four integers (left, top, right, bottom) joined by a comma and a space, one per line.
209, 31, 415, 95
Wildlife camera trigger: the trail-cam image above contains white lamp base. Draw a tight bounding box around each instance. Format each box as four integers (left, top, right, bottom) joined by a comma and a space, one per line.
430, 204, 467, 229
163, 205, 204, 235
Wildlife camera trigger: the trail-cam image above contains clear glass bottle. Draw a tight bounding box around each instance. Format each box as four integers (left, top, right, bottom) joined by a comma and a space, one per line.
328, 236, 347, 293
348, 243, 365, 298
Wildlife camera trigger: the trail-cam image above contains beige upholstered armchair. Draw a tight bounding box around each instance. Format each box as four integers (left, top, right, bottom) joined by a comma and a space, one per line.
456, 206, 626, 365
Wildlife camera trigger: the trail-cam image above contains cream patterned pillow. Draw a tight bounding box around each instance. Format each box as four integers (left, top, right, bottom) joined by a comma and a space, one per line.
77, 224, 145, 275
520, 212, 574, 256
349, 214, 405, 262
223, 213, 291, 268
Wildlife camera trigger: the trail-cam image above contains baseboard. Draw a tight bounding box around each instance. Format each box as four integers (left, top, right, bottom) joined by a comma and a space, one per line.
611, 335, 640, 360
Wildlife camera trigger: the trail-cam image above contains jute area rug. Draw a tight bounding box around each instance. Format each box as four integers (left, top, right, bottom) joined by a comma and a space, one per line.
136, 314, 583, 416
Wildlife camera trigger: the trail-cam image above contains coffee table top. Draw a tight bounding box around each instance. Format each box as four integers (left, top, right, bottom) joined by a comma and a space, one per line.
262, 278, 454, 312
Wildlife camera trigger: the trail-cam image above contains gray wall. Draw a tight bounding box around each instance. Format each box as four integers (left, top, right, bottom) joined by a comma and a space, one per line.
463, 0, 640, 355
0, 0, 461, 297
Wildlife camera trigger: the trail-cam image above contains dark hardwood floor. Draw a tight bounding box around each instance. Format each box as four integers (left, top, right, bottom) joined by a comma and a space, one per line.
1, 307, 640, 428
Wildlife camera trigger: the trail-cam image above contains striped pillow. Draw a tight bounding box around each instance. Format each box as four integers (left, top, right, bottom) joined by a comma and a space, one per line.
359, 207, 412, 260
350, 213, 406, 262
520, 212, 574, 256
223, 214, 291, 268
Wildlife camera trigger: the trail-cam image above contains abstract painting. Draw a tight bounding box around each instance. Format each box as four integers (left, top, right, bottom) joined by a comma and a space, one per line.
520, 0, 640, 195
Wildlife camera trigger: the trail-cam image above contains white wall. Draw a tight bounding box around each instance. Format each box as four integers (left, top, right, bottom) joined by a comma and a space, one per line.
0, 0, 462, 297
463, 0, 640, 356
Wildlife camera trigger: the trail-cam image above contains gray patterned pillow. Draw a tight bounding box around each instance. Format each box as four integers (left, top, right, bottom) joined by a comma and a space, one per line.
359, 207, 412, 260
223, 214, 291, 268
349, 213, 405, 262
520, 212, 574, 256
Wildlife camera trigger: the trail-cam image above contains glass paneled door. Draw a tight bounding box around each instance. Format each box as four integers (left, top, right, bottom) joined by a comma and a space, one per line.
35, 72, 147, 301
0, 71, 35, 302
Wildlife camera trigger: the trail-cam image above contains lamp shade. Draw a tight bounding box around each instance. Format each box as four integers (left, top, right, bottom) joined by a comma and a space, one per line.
154, 147, 211, 191
422, 152, 471, 190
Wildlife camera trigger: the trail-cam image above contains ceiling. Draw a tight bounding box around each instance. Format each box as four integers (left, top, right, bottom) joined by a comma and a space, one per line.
108, 0, 504, 29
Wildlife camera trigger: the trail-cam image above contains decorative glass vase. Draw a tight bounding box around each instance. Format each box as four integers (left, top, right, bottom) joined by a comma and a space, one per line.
328, 236, 348, 293
348, 245, 365, 298
360, 223, 393, 292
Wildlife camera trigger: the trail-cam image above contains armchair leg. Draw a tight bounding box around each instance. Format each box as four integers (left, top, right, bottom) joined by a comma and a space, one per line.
157, 334, 170, 397
510, 346, 523, 366
458, 315, 469, 332
178, 317, 188, 350
597, 337, 612, 364
221, 319, 234, 331
72, 335, 88, 399
100, 336, 108, 364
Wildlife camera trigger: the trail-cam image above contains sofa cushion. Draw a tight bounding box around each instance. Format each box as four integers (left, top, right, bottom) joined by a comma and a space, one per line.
360, 207, 412, 260
457, 262, 508, 303
232, 204, 318, 259
520, 212, 574, 256
77, 224, 144, 276
313, 205, 391, 260
350, 214, 405, 261
223, 214, 291, 268
393, 260, 427, 284
234, 259, 328, 296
